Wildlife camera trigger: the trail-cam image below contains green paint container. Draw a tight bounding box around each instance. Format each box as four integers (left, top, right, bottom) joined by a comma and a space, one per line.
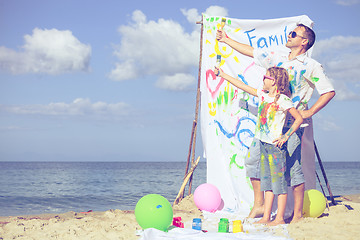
218, 218, 229, 233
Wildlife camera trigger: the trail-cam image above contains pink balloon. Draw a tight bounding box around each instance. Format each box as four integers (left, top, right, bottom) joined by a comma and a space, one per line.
193, 183, 221, 212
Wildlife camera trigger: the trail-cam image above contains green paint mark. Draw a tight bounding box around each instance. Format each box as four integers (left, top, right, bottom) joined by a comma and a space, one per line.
210, 17, 214, 22
230, 88, 235, 101
224, 89, 228, 104
217, 92, 223, 105
215, 17, 220, 21
227, 19, 232, 25
234, 109, 241, 116
246, 177, 253, 190
230, 141, 235, 146
311, 77, 319, 83
229, 154, 244, 170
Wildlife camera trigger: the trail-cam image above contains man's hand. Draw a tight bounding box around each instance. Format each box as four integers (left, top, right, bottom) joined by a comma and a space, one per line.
216, 29, 227, 42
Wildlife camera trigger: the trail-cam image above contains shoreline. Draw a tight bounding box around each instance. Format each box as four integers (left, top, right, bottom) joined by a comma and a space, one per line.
1, 194, 360, 239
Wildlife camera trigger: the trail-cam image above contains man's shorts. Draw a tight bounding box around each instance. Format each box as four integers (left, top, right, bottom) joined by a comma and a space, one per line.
284, 127, 306, 187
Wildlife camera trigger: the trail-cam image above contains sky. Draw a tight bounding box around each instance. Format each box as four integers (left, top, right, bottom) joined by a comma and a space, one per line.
0, 0, 359, 162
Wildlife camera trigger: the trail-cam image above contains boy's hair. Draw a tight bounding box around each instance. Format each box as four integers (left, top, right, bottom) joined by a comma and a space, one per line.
267, 67, 291, 103
297, 23, 316, 50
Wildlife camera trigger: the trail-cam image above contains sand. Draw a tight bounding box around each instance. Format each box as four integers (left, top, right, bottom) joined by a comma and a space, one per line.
1, 194, 359, 240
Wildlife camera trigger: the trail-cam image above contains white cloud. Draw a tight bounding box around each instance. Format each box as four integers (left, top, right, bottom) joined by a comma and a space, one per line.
0, 28, 91, 74
312, 36, 360, 100
330, 79, 360, 101
1, 98, 129, 118
156, 73, 196, 91
109, 6, 228, 91
109, 10, 198, 84
202, 6, 229, 17
335, 0, 360, 6
180, 6, 228, 24
181, 8, 201, 24
0, 126, 28, 131
313, 113, 341, 131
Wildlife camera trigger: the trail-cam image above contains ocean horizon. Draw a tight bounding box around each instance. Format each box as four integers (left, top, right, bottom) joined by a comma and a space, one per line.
1, 161, 359, 217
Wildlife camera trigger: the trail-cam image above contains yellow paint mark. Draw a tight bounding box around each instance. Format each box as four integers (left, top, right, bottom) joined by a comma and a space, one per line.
234, 56, 240, 63
206, 39, 211, 44
220, 59, 225, 67
235, 28, 241, 32
215, 40, 233, 58
269, 154, 273, 165
209, 53, 216, 58
207, 29, 212, 34
208, 102, 216, 116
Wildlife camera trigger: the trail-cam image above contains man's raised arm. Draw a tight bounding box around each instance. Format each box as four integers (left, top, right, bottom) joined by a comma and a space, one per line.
216, 29, 254, 58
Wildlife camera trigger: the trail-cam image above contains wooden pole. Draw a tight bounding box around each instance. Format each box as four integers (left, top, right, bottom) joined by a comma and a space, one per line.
314, 141, 336, 205
184, 120, 196, 179
187, 18, 204, 196
174, 156, 201, 205
182, 120, 196, 199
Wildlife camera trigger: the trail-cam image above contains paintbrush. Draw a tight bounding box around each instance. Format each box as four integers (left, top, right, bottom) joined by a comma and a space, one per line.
215, 18, 226, 76
220, 18, 226, 30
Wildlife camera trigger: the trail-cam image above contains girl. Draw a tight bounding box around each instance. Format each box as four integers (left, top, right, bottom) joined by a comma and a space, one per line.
214, 66, 303, 226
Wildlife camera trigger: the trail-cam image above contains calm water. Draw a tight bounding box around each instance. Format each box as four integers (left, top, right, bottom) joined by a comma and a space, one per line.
0, 161, 359, 216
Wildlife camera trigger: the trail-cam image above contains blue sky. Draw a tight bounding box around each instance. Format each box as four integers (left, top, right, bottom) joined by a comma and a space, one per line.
0, 0, 359, 162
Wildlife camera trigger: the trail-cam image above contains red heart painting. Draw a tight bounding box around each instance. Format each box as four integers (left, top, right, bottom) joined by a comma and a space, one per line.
206, 69, 224, 99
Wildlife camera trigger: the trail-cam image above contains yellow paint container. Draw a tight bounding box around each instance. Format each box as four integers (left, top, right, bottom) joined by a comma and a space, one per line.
232, 220, 243, 233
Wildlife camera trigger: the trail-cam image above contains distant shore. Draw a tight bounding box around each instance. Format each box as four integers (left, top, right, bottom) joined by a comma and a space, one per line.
1, 194, 359, 240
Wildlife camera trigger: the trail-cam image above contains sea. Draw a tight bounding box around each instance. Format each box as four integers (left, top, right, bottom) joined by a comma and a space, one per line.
1, 161, 360, 217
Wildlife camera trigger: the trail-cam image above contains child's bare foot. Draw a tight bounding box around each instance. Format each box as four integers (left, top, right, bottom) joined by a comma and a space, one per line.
248, 205, 265, 218
254, 217, 270, 224
267, 219, 285, 226
290, 216, 303, 224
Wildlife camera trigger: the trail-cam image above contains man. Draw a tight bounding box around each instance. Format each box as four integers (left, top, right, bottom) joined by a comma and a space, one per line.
216, 23, 335, 223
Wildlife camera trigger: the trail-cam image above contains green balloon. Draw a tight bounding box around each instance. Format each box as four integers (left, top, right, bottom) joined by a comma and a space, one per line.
135, 194, 173, 232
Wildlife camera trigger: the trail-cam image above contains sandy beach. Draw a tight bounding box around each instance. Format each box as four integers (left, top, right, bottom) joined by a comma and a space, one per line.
1, 194, 359, 240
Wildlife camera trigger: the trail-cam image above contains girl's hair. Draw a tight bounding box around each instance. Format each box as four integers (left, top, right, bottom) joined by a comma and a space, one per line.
267, 67, 291, 103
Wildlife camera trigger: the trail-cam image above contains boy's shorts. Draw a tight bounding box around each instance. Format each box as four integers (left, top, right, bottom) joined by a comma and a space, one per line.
259, 141, 288, 195
245, 127, 306, 187
245, 138, 261, 179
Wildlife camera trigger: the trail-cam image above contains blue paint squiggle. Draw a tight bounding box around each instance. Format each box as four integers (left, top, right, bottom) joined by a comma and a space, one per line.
292, 96, 300, 103
237, 129, 255, 149
214, 116, 256, 149
237, 74, 248, 85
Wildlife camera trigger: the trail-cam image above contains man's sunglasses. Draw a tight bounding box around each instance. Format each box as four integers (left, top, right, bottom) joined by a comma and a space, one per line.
288, 31, 307, 39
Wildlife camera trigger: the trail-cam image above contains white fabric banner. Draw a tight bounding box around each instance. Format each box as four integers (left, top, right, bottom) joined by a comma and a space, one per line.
140, 227, 290, 240
200, 14, 315, 214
